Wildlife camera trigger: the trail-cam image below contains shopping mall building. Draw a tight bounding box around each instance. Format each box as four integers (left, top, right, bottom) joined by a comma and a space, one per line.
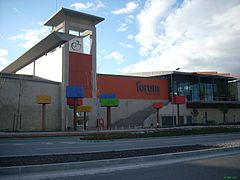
0, 8, 240, 131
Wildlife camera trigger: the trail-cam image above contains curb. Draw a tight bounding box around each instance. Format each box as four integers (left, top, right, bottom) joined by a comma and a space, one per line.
1, 146, 240, 177
0, 129, 151, 139
1, 126, 239, 139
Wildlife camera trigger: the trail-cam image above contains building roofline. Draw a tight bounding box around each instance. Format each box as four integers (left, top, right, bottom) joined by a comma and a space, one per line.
44, 8, 104, 27
125, 71, 238, 81
0, 73, 60, 85
97, 73, 162, 79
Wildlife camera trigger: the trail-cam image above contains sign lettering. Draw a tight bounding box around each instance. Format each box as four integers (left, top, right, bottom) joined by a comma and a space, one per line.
136, 81, 160, 95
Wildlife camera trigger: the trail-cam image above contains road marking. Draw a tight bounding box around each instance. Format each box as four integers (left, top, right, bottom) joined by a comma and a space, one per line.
14, 143, 24, 146
60, 141, 77, 144
35, 143, 133, 150
41, 142, 54, 145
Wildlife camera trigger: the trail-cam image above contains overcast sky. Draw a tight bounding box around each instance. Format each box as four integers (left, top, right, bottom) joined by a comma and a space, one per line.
0, 0, 240, 75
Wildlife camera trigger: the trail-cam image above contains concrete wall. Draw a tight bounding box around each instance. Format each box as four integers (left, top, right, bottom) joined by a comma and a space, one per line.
193, 108, 240, 124
144, 102, 192, 127
0, 74, 61, 131
65, 97, 240, 130
64, 98, 169, 129
1, 74, 239, 132
229, 82, 239, 101
238, 82, 240, 101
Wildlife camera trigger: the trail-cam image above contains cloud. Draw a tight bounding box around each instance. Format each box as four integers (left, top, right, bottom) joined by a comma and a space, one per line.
9, 27, 50, 49
135, 0, 175, 56
105, 51, 124, 64
70, 1, 105, 11
0, 49, 9, 71
118, 42, 133, 48
95, 0, 105, 8
117, 23, 128, 32
120, 0, 240, 74
112, 1, 138, 15
70, 2, 94, 10
127, 34, 134, 40
0, 49, 7, 57
117, 15, 135, 34
127, 44, 133, 48
13, 8, 19, 12
118, 42, 124, 46
125, 15, 135, 24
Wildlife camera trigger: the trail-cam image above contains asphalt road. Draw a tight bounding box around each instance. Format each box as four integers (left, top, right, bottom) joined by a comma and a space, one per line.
39, 153, 240, 180
0, 132, 240, 157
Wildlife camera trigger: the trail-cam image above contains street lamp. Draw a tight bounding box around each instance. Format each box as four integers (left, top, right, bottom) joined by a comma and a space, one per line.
171, 68, 180, 126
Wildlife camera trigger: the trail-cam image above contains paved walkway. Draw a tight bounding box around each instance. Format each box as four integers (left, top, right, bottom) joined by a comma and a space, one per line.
0, 128, 156, 138
0, 125, 239, 138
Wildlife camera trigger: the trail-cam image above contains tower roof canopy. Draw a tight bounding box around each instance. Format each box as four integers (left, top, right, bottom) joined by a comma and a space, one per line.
44, 8, 104, 27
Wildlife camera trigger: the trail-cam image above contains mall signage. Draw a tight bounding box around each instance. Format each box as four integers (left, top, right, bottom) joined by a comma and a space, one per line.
36, 95, 51, 131
99, 93, 116, 99
69, 37, 83, 53
99, 93, 119, 130
171, 96, 185, 104
36, 95, 51, 104
136, 81, 160, 95
152, 102, 164, 128
66, 86, 84, 131
153, 102, 164, 109
66, 86, 84, 98
77, 106, 92, 112
99, 93, 119, 107
100, 98, 119, 107
67, 98, 83, 106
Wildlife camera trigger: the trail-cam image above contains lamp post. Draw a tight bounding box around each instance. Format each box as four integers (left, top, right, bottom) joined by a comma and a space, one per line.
171, 68, 180, 126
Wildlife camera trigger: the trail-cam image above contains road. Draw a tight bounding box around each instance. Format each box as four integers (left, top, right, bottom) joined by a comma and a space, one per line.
41, 153, 240, 180
0, 133, 240, 156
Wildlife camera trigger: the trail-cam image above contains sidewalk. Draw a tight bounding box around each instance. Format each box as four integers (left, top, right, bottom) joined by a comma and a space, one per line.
1, 125, 239, 138
0, 128, 152, 138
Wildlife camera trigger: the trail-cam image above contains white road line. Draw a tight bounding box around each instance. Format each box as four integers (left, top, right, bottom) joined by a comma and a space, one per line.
60, 141, 77, 144
14, 143, 24, 146
35, 143, 133, 150
40, 142, 54, 145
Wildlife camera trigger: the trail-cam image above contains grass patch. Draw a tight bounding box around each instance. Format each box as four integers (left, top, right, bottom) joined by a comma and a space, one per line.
80, 127, 240, 140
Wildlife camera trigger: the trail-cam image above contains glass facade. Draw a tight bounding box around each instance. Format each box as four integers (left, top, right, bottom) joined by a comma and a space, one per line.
192, 84, 199, 101
169, 74, 236, 102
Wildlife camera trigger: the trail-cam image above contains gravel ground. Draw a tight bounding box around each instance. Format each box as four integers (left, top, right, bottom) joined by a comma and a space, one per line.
0, 144, 217, 167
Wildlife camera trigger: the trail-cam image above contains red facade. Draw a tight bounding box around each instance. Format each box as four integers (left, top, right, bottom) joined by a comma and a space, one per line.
69, 52, 92, 98
97, 74, 169, 100
68, 53, 169, 100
